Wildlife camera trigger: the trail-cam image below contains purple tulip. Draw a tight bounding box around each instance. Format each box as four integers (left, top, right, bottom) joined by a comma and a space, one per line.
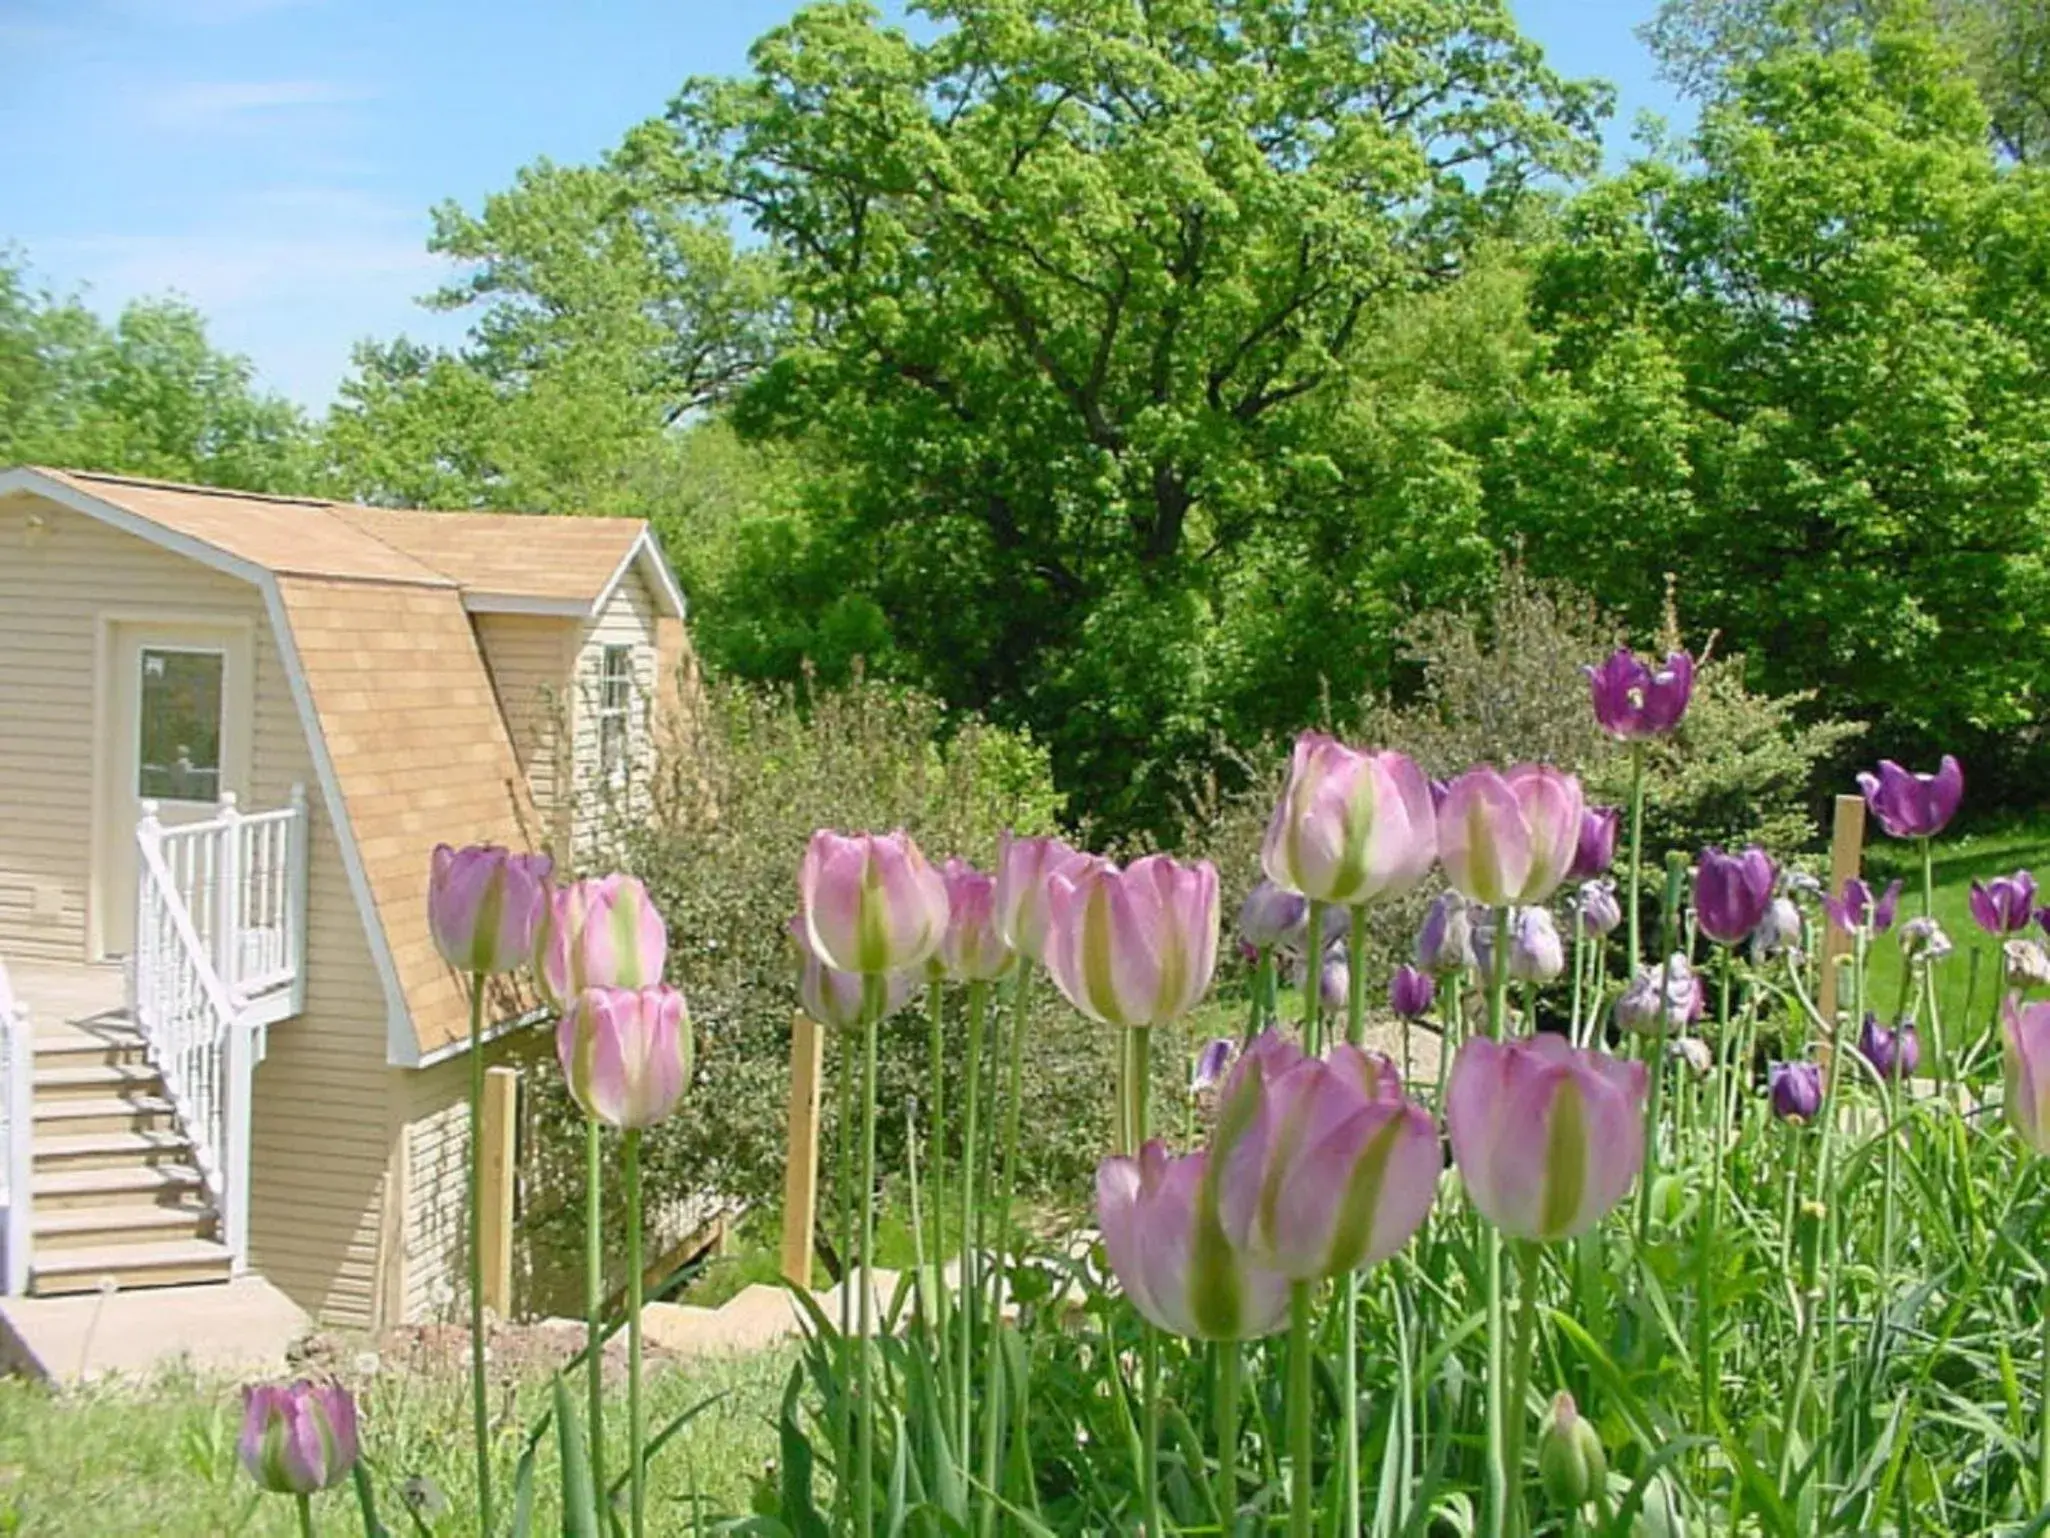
1769, 1061, 1823, 1124
239, 1381, 360, 1495
1416, 892, 1476, 974
1237, 879, 1308, 952
1822, 877, 1903, 936
1970, 871, 2038, 936
1446, 1034, 1648, 1242
1568, 806, 1621, 880
937, 858, 1017, 982
1694, 845, 1777, 946
1191, 1037, 1236, 1094
790, 917, 916, 1029
1576, 880, 1622, 939
1753, 896, 1803, 959
428, 843, 553, 975
538, 874, 667, 1010
1261, 733, 1438, 906
1215, 1034, 1441, 1280
1045, 854, 1220, 1028
1857, 1014, 1920, 1082
1474, 906, 1565, 985
1096, 1139, 1291, 1340
557, 984, 694, 1129
1437, 764, 1587, 907
1313, 947, 1350, 1014
799, 830, 951, 975
1613, 955, 1702, 1035
2003, 995, 2050, 1155
994, 832, 1093, 963
1856, 756, 1964, 841
1584, 649, 1695, 741
1389, 965, 1435, 1019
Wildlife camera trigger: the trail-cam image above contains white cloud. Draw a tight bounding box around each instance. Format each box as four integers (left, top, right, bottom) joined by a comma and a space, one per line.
142, 78, 371, 130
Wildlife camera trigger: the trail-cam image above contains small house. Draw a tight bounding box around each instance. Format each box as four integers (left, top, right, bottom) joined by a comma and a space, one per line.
0, 466, 690, 1326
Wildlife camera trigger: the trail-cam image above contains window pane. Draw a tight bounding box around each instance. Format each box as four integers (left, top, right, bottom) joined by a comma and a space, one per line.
138, 649, 224, 802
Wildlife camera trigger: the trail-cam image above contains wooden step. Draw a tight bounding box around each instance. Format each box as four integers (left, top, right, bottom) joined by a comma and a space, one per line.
33, 1128, 192, 1172
32, 1063, 163, 1102
33, 1200, 216, 1251
33, 1033, 149, 1071
30, 1238, 233, 1295
32, 1096, 179, 1137
32, 1162, 204, 1211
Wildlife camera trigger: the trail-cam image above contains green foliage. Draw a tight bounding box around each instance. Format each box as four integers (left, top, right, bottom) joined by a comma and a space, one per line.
0, 252, 314, 491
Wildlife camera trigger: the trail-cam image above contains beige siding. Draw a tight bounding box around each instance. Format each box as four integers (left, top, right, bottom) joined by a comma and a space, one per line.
475, 614, 576, 856
567, 569, 662, 862
0, 491, 394, 1328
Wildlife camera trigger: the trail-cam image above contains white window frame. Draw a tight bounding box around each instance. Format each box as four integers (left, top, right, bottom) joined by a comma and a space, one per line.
597, 644, 635, 784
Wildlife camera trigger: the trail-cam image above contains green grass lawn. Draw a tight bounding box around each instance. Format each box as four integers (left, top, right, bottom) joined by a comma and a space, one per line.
1858, 813, 2050, 1048
0, 1347, 792, 1536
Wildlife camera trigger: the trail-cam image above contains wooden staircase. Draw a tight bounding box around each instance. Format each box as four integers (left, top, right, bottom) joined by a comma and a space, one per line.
26, 1021, 231, 1295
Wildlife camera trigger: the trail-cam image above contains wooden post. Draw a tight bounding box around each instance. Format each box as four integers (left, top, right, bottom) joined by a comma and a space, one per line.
1817, 793, 1867, 1030
781, 1011, 824, 1288
478, 1066, 519, 1318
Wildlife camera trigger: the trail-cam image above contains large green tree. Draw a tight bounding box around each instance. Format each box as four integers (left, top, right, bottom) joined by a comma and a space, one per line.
0, 253, 313, 491
1497, 22, 2050, 774
628, 0, 1605, 835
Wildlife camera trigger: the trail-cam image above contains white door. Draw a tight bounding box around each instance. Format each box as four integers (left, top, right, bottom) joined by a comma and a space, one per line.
96, 623, 251, 959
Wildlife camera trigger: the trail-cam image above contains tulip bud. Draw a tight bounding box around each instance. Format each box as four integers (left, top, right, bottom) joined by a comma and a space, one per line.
1613, 956, 1702, 1035
1096, 1139, 1291, 1340
1237, 879, 1308, 952
1191, 1037, 1236, 1094
1261, 733, 1438, 906
2006, 938, 2050, 989
1669, 1036, 1713, 1079
790, 917, 916, 1029
1416, 892, 1476, 975
1576, 879, 1622, 939
1568, 806, 1620, 880
1856, 755, 1964, 841
1857, 1013, 1919, 1082
994, 833, 1091, 962
557, 984, 694, 1129
937, 858, 1017, 981
1388, 964, 1435, 1019
1537, 1391, 1607, 1510
800, 830, 951, 975
2003, 995, 2050, 1156
1584, 649, 1694, 741
1045, 854, 1220, 1028
1446, 1034, 1648, 1242
429, 843, 553, 975
1752, 896, 1803, 960
1768, 1061, 1823, 1124
239, 1381, 360, 1495
1970, 871, 2038, 936
1312, 947, 1350, 1015
1693, 846, 1777, 946
1474, 906, 1565, 985
538, 875, 667, 1010
1437, 765, 1586, 907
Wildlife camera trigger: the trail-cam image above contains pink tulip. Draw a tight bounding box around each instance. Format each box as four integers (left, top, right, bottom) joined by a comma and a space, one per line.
239, 1380, 360, 1495
798, 830, 950, 975
1044, 854, 1219, 1028
1436, 765, 1586, 907
1215, 1034, 1441, 1280
993, 832, 1093, 962
428, 843, 553, 975
1260, 732, 1438, 906
537, 875, 668, 1009
1096, 1139, 1291, 1341
2004, 995, 2050, 1156
557, 985, 694, 1129
789, 917, 916, 1029
937, 858, 1017, 981
1446, 1034, 1647, 1242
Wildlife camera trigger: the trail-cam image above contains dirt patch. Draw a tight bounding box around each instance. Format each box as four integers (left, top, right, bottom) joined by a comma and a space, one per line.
288, 1313, 676, 1389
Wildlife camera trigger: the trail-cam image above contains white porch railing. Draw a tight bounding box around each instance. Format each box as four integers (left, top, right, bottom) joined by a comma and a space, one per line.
1, 962, 29, 1295
131, 786, 308, 1270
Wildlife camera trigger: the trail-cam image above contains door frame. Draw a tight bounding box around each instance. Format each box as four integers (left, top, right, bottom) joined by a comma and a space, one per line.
89, 611, 256, 962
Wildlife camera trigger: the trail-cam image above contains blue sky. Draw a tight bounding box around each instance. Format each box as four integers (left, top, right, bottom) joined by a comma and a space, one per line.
0, 0, 1687, 410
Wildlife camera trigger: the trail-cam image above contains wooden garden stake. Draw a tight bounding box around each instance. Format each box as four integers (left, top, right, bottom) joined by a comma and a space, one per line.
782, 1010, 824, 1287
1817, 793, 1866, 1031
478, 1065, 518, 1317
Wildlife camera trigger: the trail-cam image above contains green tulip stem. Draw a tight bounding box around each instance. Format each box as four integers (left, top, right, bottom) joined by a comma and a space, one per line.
977, 964, 1034, 1538
856, 972, 885, 1538
295, 1492, 315, 1538
834, 1014, 856, 1515
584, 1116, 605, 1504
623, 1125, 647, 1538
1700, 952, 1735, 1437
1288, 1279, 1316, 1538
1568, 916, 1587, 1048
1635, 860, 1686, 1250
1503, 1243, 1544, 1538
2039, 1264, 2050, 1508
1250, 947, 1273, 1040
1921, 836, 1950, 1090
1625, 742, 1646, 971
925, 979, 952, 1368
464, 974, 494, 1536
1483, 921, 1511, 1538
1130, 1022, 1162, 1538
958, 978, 989, 1462
1217, 1339, 1242, 1533
1336, 905, 1368, 1538
1305, 899, 1327, 1055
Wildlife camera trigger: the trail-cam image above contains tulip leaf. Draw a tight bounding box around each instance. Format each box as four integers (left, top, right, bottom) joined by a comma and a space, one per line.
552, 1374, 604, 1538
